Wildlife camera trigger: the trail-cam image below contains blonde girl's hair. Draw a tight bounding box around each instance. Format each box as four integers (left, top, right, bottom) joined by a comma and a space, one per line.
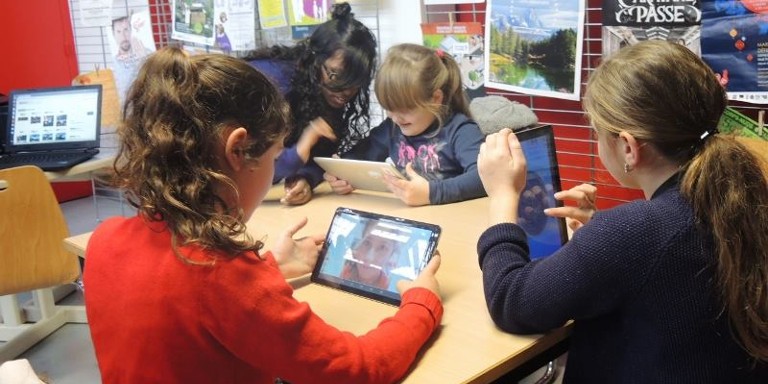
114, 47, 289, 262
374, 43, 470, 130
584, 40, 768, 362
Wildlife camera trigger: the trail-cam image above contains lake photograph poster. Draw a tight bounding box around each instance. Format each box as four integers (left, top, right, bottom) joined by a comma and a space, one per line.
485, 0, 586, 100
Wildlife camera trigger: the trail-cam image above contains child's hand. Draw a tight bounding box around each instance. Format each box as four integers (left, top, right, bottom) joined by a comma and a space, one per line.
478, 129, 527, 225
544, 183, 597, 231
323, 172, 354, 195
384, 163, 430, 206
272, 217, 325, 279
478, 128, 527, 198
397, 253, 441, 298
281, 178, 313, 205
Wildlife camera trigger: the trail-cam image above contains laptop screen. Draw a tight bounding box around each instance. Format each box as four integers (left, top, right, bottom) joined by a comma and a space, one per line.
515, 125, 569, 259
5, 85, 102, 153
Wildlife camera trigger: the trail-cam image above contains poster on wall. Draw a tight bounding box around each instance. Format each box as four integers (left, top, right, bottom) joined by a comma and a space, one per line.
701, 0, 768, 104
259, 0, 289, 29
425, 0, 484, 4
80, 0, 112, 27
288, 0, 331, 26
602, 0, 701, 57
422, 22, 487, 99
172, 0, 215, 45
288, 0, 333, 39
108, 6, 156, 105
212, 0, 257, 53
485, 0, 586, 101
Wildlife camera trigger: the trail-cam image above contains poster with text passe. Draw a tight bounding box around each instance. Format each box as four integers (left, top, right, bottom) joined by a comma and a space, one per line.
485, 0, 585, 101
701, 0, 768, 104
602, 0, 701, 57
422, 22, 487, 99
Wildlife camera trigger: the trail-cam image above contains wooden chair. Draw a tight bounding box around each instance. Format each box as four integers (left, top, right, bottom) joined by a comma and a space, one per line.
0, 166, 87, 361
738, 136, 768, 173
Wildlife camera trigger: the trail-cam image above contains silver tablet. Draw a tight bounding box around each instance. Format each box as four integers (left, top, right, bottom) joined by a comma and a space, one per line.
314, 157, 405, 193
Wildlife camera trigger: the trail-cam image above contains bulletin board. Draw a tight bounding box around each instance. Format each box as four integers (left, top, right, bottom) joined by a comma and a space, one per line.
423, 1, 765, 209
68, 0, 381, 77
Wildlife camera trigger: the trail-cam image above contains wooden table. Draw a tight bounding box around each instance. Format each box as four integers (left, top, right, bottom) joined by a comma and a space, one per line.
64, 185, 572, 383
250, 186, 571, 383
44, 148, 117, 182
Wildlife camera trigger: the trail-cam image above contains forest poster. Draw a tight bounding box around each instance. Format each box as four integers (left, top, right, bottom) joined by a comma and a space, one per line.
484, 0, 585, 100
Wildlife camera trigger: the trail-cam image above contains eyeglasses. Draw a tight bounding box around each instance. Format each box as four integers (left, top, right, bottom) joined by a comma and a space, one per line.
321, 63, 339, 82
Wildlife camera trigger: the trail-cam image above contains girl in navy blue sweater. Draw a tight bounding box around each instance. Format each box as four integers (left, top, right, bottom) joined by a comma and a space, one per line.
477, 41, 768, 382
325, 44, 486, 206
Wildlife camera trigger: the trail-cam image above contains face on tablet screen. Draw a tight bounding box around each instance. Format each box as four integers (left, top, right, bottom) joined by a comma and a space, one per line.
312, 208, 441, 305
516, 126, 568, 259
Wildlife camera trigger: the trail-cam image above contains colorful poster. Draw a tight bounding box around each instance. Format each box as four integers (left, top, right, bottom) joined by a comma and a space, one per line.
425, 0, 484, 4
602, 0, 701, 57
485, 0, 586, 101
172, 0, 216, 45
288, 0, 332, 26
701, 0, 768, 104
422, 22, 487, 99
259, 0, 289, 29
108, 7, 156, 104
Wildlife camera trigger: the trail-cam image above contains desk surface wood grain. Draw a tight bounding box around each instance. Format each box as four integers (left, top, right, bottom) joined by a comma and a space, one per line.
66, 184, 571, 384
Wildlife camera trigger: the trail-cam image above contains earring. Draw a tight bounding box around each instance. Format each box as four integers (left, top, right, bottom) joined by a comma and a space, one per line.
624, 163, 632, 173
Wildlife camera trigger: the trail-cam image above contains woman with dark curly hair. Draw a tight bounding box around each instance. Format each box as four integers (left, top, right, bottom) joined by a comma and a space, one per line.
244, 2, 377, 205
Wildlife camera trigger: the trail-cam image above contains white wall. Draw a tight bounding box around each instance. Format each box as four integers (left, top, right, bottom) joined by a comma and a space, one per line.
378, 0, 423, 56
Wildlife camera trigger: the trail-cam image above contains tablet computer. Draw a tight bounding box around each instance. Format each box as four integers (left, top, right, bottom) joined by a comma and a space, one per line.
515, 125, 569, 259
314, 157, 405, 193
311, 207, 441, 306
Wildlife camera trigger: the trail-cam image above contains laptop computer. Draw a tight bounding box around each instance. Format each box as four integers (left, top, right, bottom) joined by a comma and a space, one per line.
0, 85, 102, 171
514, 124, 569, 259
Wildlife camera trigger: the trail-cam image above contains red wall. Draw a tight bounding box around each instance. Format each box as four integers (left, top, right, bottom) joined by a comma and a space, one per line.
0, 1, 79, 94
0, 1, 90, 202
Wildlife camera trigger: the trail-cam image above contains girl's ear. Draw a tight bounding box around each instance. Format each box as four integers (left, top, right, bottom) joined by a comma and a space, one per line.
431, 89, 444, 105
224, 127, 249, 171
617, 131, 641, 169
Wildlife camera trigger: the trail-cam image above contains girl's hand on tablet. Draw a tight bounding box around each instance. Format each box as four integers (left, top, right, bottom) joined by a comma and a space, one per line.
397, 252, 441, 298
323, 172, 354, 195
384, 163, 430, 206
544, 183, 597, 232
273, 217, 325, 279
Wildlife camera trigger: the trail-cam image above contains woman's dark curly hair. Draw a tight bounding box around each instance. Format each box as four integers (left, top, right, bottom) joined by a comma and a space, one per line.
114, 47, 289, 262
244, 2, 377, 153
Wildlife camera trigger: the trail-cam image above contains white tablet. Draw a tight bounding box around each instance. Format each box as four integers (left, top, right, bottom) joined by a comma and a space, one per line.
311, 207, 441, 306
314, 157, 405, 193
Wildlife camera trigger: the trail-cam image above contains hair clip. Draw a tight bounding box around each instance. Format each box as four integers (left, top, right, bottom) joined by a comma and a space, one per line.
699, 128, 718, 141
436, 49, 445, 58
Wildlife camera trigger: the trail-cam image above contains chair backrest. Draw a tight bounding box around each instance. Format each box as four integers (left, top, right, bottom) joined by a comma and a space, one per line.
0, 166, 80, 295
736, 137, 768, 179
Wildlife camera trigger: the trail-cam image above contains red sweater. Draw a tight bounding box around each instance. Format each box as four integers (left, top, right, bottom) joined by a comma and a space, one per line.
84, 216, 443, 383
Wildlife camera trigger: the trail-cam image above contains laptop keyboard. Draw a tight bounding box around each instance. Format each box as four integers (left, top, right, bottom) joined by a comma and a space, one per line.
0, 150, 98, 171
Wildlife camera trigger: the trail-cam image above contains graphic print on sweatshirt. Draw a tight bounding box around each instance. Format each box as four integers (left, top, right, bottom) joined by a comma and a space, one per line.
396, 138, 445, 180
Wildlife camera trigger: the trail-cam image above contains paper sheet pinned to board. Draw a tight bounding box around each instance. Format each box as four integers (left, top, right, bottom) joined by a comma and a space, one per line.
72, 68, 121, 134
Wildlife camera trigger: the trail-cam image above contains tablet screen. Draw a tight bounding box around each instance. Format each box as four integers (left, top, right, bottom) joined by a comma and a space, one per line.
311, 207, 441, 306
516, 125, 569, 259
